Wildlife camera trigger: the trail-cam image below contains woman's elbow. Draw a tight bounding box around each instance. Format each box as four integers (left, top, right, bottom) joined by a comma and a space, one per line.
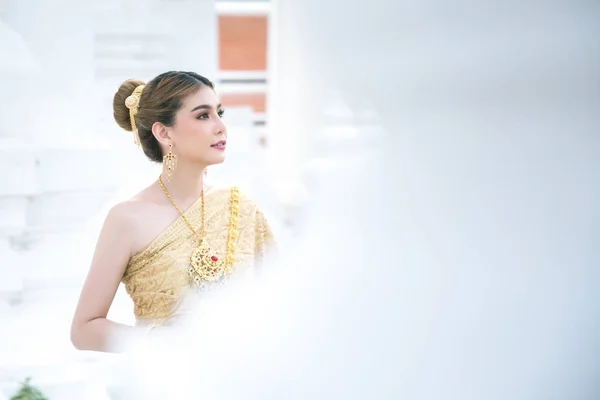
70, 321, 88, 350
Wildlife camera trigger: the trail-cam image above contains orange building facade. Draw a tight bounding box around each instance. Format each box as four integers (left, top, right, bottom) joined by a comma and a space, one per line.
217, 3, 269, 132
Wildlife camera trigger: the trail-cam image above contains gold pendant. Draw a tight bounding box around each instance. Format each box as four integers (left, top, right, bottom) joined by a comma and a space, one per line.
188, 238, 225, 285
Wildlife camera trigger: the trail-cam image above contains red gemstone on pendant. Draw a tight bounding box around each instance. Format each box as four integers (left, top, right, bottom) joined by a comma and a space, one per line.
211, 256, 218, 262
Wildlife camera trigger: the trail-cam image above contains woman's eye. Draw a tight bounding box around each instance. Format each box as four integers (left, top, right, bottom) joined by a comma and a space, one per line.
197, 109, 225, 120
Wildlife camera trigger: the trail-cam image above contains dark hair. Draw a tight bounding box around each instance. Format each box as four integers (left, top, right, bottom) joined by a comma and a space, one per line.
113, 71, 214, 162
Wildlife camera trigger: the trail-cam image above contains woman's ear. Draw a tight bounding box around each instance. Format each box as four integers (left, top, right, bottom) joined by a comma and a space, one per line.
152, 122, 172, 146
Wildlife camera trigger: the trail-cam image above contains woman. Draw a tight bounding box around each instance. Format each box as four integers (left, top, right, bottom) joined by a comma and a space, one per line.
70, 71, 274, 352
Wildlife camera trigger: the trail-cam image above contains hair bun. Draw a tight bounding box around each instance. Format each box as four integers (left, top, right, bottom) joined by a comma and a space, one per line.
113, 79, 146, 132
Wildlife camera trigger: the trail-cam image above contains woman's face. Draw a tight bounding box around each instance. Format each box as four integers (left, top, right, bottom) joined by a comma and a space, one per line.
170, 86, 227, 166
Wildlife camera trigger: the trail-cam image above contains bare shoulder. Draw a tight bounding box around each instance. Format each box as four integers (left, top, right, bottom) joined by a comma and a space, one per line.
101, 201, 136, 234
111, 183, 165, 215
107, 184, 184, 255
99, 186, 159, 236
98, 199, 148, 254
105, 199, 140, 221
104, 194, 155, 227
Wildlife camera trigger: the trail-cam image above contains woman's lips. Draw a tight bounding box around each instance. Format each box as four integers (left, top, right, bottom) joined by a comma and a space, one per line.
211, 140, 226, 150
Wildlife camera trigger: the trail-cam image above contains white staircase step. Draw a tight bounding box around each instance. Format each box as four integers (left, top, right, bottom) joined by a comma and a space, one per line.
35, 148, 124, 193
0, 197, 28, 236
27, 191, 114, 232
0, 240, 23, 301
0, 142, 37, 196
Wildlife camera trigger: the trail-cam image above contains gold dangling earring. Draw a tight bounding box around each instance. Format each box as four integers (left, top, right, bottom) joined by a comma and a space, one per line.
163, 143, 177, 183
204, 167, 208, 177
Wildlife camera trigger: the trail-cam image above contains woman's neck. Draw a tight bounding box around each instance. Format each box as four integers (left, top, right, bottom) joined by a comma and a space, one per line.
159, 161, 207, 203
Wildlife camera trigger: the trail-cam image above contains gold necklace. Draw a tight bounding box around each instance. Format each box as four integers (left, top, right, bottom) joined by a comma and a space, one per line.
158, 176, 235, 286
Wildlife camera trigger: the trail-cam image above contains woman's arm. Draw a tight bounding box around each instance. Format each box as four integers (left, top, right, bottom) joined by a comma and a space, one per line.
70, 203, 137, 352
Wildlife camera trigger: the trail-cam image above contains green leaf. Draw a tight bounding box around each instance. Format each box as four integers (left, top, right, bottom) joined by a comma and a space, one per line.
9, 377, 49, 400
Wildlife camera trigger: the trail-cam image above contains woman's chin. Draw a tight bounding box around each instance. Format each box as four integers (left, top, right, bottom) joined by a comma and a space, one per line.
205, 156, 226, 166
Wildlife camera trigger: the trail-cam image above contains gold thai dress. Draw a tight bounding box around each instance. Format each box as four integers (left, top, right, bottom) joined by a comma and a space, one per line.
121, 186, 274, 327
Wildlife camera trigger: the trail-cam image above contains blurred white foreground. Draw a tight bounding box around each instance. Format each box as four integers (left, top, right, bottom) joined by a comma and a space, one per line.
118, 0, 600, 399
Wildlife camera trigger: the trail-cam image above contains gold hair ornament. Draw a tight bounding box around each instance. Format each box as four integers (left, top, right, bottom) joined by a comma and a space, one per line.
124, 84, 146, 146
